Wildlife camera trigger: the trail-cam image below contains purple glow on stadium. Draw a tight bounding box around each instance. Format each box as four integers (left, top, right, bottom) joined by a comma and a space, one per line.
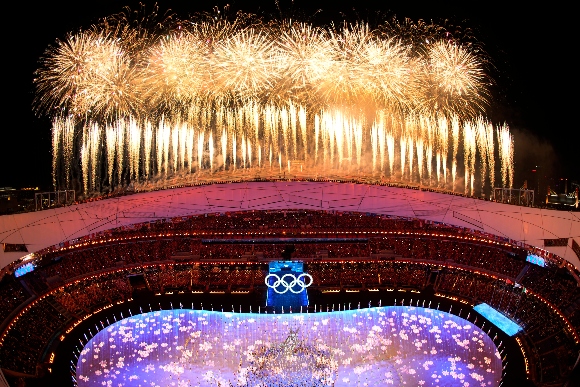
76, 307, 502, 387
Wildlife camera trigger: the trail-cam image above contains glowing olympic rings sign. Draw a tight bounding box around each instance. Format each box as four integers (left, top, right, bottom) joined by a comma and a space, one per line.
265, 273, 313, 294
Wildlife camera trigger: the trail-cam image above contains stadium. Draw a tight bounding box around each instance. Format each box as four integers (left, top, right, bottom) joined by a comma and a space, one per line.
1, 180, 580, 386
2, 6, 580, 387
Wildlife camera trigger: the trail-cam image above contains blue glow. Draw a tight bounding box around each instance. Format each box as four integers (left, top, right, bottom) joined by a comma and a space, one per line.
526, 254, 545, 267
474, 303, 523, 336
76, 307, 502, 386
266, 261, 309, 309
14, 262, 35, 277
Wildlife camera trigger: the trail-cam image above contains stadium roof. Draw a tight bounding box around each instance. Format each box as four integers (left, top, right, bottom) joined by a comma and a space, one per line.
1, 181, 579, 270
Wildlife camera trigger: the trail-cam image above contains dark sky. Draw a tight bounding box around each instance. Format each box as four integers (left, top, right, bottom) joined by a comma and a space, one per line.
2, 1, 577, 192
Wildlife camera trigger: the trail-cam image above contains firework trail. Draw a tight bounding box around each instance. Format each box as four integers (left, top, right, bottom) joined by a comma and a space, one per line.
105, 124, 116, 186
497, 125, 514, 188
476, 118, 489, 193
463, 122, 477, 195
437, 115, 449, 185
450, 116, 460, 190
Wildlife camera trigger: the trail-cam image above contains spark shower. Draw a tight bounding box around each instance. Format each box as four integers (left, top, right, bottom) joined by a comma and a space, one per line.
34, 9, 514, 196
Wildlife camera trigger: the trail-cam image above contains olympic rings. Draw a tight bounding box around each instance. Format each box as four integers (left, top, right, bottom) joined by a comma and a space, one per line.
265, 273, 313, 294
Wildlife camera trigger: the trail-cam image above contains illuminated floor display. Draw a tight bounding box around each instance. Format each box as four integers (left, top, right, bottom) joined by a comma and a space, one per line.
76, 307, 502, 387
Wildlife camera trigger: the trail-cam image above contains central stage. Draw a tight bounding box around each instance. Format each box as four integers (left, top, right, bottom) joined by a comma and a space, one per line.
76, 306, 502, 386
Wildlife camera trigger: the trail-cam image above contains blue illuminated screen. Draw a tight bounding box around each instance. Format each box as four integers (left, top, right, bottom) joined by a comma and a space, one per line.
474, 303, 523, 336
14, 262, 36, 277
526, 254, 545, 267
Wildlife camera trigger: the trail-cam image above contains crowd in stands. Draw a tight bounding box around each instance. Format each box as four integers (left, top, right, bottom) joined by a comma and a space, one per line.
23, 238, 193, 294
0, 276, 31, 323
520, 264, 580, 315
370, 237, 526, 279
20, 236, 526, 297
0, 300, 68, 374
144, 265, 196, 293
52, 272, 132, 317
305, 261, 430, 290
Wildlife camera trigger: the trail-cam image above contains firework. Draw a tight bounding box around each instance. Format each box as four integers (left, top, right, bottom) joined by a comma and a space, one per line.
35, 9, 514, 196
497, 125, 514, 188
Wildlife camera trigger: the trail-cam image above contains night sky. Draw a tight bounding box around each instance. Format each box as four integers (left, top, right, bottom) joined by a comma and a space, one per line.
2, 1, 577, 193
